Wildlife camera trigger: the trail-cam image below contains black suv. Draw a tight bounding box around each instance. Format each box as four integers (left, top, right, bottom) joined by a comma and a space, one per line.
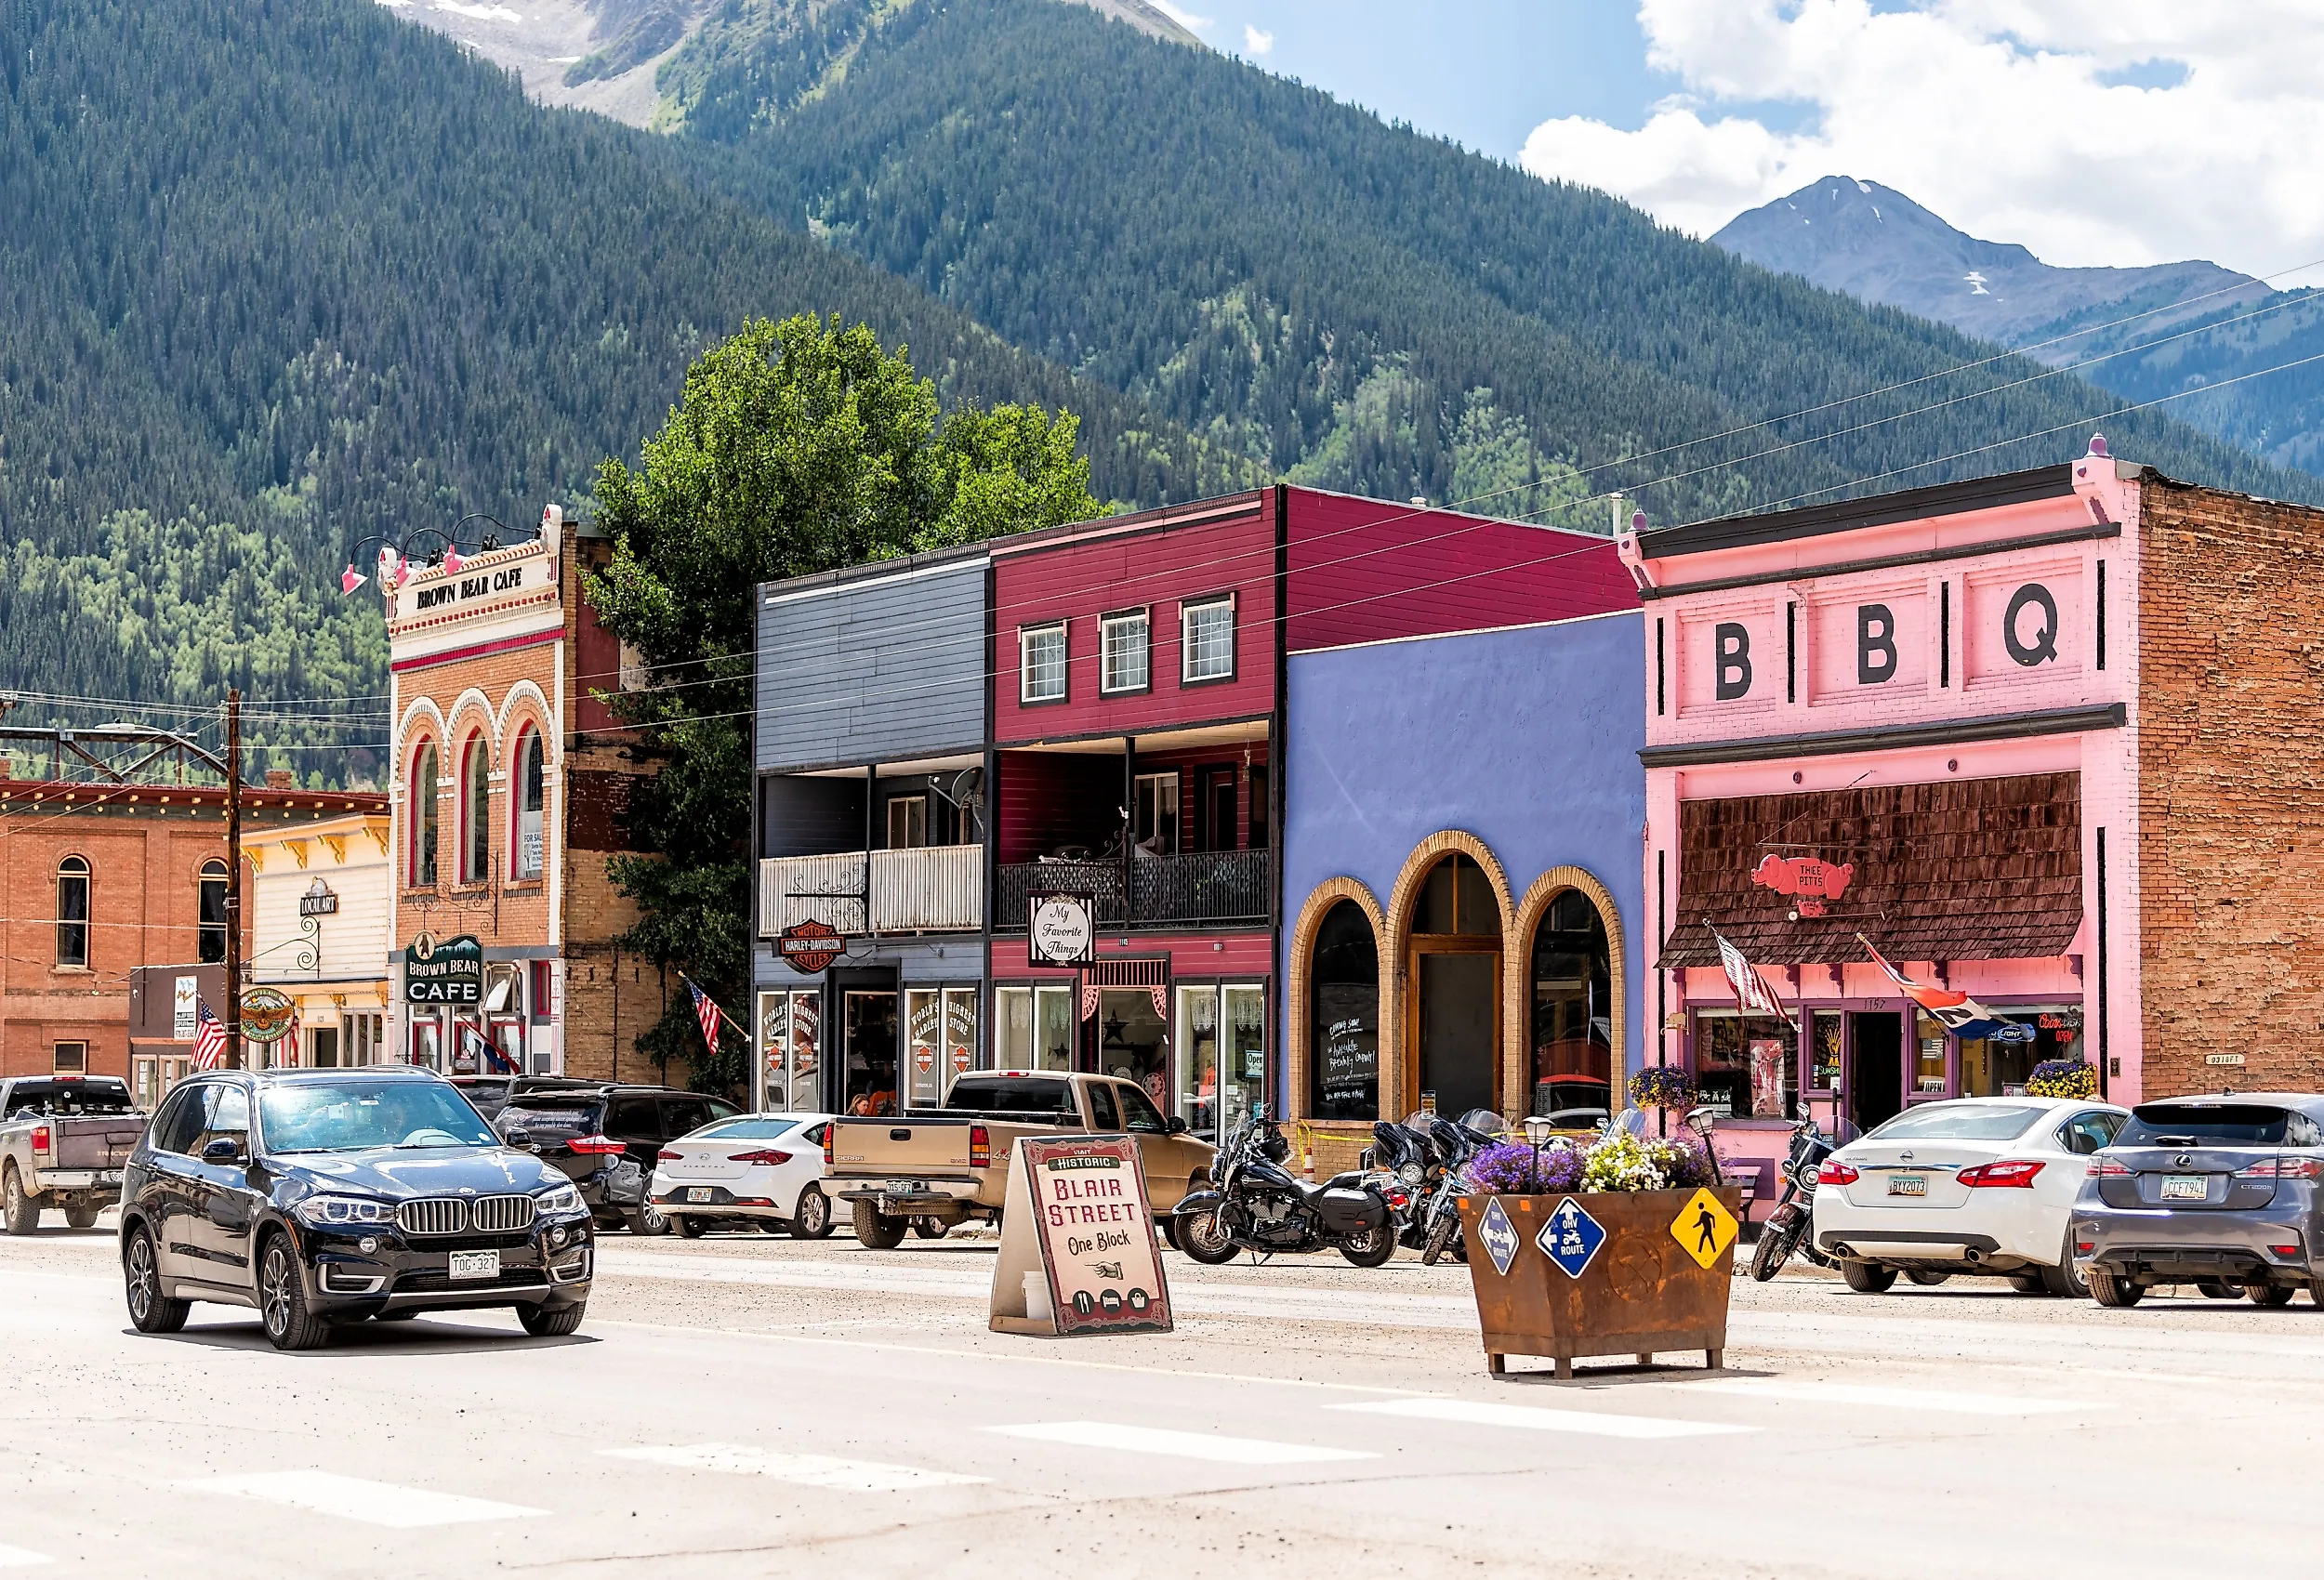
118, 1067, 593, 1350
495, 1085, 740, 1234
449, 1074, 603, 1124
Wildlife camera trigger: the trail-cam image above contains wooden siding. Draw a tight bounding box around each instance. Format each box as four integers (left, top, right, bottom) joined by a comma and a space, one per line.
1285, 487, 1637, 653
759, 775, 865, 860
758, 555, 988, 771
996, 750, 1121, 864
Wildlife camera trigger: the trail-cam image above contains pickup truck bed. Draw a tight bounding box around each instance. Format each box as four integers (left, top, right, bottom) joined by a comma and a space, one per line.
0, 1076, 147, 1233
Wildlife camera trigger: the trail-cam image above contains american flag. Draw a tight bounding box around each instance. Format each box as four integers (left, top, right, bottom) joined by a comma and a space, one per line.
1712, 927, 1797, 1031
283, 1008, 301, 1069
192, 998, 229, 1071
685, 978, 722, 1055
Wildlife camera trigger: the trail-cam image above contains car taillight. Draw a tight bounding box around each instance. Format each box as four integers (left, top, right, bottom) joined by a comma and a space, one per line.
1958, 1159, 2044, 1189
824, 1128, 834, 1167
2087, 1157, 2133, 1177
2237, 1157, 2324, 1179
31, 1126, 50, 1154
1816, 1161, 1858, 1186
728, 1150, 793, 1166
656, 1149, 685, 1162
970, 1124, 991, 1169
2271, 1242, 2304, 1257
567, 1135, 628, 1155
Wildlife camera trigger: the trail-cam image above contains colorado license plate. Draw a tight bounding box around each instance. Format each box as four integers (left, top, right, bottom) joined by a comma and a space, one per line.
447, 1249, 500, 1282
686, 1187, 713, 1204
886, 1179, 923, 1195
2160, 1175, 2208, 1201
1887, 1175, 1928, 1197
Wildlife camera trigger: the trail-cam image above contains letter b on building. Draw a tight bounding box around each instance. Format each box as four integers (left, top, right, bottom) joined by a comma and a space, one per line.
1857, 603, 1897, 685
1713, 623, 1752, 701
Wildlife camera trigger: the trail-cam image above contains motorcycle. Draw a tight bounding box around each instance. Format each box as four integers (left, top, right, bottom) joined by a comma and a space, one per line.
1174, 1105, 1398, 1268
1750, 1108, 1840, 1281
1416, 1109, 1506, 1265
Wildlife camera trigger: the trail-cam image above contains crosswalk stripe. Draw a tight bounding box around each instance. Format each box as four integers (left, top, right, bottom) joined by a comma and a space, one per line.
0, 1545, 51, 1569
1330, 1397, 1756, 1439
1684, 1379, 2090, 1415
180, 1470, 549, 1527
987, 1421, 1375, 1465
603, 1444, 987, 1490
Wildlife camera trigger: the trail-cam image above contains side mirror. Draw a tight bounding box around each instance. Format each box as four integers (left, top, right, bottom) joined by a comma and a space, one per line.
502, 1126, 535, 1151
1165, 1115, 1189, 1135
201, 1138, 244, 1164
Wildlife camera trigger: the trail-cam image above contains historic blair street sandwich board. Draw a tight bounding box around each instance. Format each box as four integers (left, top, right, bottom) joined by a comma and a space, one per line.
989, 1135, 1173, 1336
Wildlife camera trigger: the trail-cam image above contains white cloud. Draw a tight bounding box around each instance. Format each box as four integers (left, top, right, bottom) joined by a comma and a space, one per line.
1243, 23, 1274, 56
1518, 1, 2324, 280
1149, 0, 1212, 33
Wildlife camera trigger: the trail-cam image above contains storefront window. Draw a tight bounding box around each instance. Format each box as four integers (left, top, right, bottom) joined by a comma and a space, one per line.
1960, 1005, 2082, 1097
843, 992, 898, 1115
1913, 1012, 1948, 1097
410, 1014, 444, 1071
1175, 985, 1219, 1137
756, 989, 822, 1112
1097, 989, 1168, 1112
942, 989, 977, 1099
996, 985, 1075, 1072
905, 989, 944, 1109
1528, 889, 1612, 1120
1807, 1009, 1842, 1093
1694, 1011, 1797, 1119
1309, 901, 1379, 1121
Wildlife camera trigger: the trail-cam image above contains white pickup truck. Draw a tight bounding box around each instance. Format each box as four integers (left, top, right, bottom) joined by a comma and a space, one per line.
0, 1075, 148, 1233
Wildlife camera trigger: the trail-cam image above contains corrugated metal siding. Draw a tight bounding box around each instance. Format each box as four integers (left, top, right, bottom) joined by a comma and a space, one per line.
870, 845, 984, 931
759, 852, 866, 936
758, 559, 987, 770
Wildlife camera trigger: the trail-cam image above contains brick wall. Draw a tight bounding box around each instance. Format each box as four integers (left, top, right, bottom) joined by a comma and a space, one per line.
2137, 480, 2324, 1095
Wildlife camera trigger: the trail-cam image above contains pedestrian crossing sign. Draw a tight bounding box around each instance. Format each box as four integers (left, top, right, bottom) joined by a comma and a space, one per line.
1669, 1187, 1738, 1270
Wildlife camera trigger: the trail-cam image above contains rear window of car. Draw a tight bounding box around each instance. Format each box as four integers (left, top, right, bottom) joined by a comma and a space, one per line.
499, 1104, 601, 1137
1867, 1103, 2047, 1142
946, 1077, 1076, 1118
4, 1080, 136, 1116
2119, 1104, 2303, 1146
685, 1117, 807, 1142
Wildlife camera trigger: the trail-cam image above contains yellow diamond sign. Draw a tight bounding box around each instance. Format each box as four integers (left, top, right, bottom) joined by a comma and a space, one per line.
1669, 1187, 1738, 1270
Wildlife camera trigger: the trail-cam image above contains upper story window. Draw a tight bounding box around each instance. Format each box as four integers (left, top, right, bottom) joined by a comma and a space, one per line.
1133, 771, 1180, 856
197, 859, 229, 963
458, 732, 490, 885
1182, 596, 1235, 683
512, 728, 545, 880
1101, 609, 1150, 695
887, 795, 929, 849
409, 739, 439, 888
1021, 622, 1067, 704
56, 856, 90, 968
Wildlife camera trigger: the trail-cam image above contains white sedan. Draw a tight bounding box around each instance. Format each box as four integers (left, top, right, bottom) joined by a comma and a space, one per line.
650, 1113, 838, 1239
1812, 1096, 2128, 1296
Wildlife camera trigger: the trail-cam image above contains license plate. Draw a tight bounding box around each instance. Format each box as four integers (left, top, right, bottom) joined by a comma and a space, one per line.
686, 1187, 713, 1204
1887, 1175, 1928, 1197
886, 1179, 923, 1195
447, 1250, 500, 1282
2160, 1175, 2209, 1201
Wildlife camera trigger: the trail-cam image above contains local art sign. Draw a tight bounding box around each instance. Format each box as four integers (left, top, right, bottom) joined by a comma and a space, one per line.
403, 932, 483, 1005
1028, 891, 1096, 967
989, 1135, 1173, 1337
298, 878, 339, 917
778, 919, 844, 974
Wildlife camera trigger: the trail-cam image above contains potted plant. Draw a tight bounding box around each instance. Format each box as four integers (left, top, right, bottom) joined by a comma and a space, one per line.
1626, 1066, 1698, 1113
1455, 1126, 1742, 1380
2025, 1059, 2098, 1099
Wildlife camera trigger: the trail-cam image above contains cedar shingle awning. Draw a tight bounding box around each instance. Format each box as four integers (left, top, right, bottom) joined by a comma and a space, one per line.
1657, 771, 2083, 969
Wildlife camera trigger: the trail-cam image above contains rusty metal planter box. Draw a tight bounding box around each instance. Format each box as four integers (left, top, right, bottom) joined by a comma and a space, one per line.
1456, 1189, 1741, 1379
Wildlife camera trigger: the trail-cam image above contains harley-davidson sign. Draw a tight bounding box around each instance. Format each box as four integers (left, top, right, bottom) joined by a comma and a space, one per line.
1750, 853, 1855, 917
778, 919, 844, 974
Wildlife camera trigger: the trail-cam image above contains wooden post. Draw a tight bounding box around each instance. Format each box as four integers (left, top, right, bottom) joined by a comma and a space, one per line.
224, 688, 244, 1069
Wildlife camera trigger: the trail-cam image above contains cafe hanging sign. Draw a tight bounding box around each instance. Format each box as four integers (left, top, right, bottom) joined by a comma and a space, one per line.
403, 932, 483, 1005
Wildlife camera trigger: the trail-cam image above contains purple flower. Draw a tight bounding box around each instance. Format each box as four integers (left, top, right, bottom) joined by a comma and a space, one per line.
1465, 1140, 1583, 1194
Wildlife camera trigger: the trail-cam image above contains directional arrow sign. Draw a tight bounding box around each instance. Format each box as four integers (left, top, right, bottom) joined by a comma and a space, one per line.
1535, 1196, 1606, 1280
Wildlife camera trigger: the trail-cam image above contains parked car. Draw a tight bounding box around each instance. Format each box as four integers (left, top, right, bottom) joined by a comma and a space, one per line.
824, 1072, 1216, 1249
1813, 1095, 2129, 1296
495, 1085, 742, 1234
2073, 1092, 2324, 1308
117, 1066, 593, 1350
651, 1113, 838, 1239
449, 1074, 602, 1124
1, 1075, 148, 1234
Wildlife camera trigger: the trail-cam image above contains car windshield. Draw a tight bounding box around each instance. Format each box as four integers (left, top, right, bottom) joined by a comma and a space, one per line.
1866, 1103, 2046, 1142
2118, 1104, 2293, 1146
258, 1081, 498, 1152
684, 1117, 804, 1142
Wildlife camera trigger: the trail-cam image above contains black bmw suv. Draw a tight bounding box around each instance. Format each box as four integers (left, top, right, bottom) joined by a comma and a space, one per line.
118, 1067, 593, 1350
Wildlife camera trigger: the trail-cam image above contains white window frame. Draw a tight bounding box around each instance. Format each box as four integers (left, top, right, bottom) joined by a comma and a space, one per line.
1020, 622, 1067, 704
53, 1041, 87, 1075
1100, 608, 1151, 695
1182, 595, 1236, 683
887, 794, 929, 849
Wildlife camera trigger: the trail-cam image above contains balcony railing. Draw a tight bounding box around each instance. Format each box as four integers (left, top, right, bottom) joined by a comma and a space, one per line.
759, 844, 983, 937
997, 849, 1268, 930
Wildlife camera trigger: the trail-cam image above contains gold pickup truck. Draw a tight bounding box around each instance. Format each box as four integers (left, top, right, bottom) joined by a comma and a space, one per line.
825, 1072, 1215, 1249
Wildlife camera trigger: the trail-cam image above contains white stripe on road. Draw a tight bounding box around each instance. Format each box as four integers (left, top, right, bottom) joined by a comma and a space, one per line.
0, 1546, 50, 1569
1331, 1396, 1756, 1439
604, 1443, 987, 1491
988, 1421, 1376, 1465
1684, 1379, 2091, 1415
182, 1471, 549, 1527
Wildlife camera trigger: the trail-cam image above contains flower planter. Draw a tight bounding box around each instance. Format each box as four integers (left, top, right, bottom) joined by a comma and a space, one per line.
1455, 1188, 1742, 1380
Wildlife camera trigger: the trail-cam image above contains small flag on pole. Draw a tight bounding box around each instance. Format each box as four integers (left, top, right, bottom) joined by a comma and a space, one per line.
1858, 937, 2034, 1043
1712, 927, 1797, 1031
686, 977, 723, 1055
283, 1008, 301, 1069
192, 998, 229, 1071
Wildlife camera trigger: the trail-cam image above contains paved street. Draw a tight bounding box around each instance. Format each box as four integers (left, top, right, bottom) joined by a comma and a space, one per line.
1, 1217, 2319, 1578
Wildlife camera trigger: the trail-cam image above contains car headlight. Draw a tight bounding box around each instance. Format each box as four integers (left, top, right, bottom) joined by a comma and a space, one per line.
535, 1182, 585, 1217
294, 1194, 395, 1228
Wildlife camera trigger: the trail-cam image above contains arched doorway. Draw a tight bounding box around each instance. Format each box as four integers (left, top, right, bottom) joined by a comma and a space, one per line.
1309, 900, 1379, 1120
1527, 889, 1613, 1121
1407, 853, 1500, 1117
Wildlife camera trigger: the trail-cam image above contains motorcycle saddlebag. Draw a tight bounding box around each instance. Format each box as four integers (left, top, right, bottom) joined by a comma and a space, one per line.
1314, 1187, 1387, 1235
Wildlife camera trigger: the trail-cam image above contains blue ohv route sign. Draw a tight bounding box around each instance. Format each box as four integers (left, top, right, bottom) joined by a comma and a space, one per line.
1537, 1196, 1606, 1279
1476, 1197, 1520, 1276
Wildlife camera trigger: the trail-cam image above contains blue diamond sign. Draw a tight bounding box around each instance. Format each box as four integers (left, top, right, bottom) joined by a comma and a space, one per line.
1537, 1196, 1607, 1280
1475, 1197, 1520, 1276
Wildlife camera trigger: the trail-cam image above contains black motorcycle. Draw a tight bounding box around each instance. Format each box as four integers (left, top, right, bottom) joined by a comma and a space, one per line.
1416, 1110, 1507, 1265
1750, 1110, 1840, 1281
1175, 1105, 1397, 1267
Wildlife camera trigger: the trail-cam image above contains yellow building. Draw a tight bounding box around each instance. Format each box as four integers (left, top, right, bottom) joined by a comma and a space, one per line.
245, 808, 393, 1067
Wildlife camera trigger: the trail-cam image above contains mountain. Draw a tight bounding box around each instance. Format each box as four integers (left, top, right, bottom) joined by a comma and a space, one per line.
1716, 177, 2324, 475
0, 0, 1238, 781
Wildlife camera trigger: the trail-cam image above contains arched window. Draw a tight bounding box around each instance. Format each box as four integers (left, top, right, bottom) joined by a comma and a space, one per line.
1308, 900, 1378, 1120
197, 859, 229, 964
511, 728, 544, 880
56, 857, 90, 968
410, 740, 439, 887
459, 731, 491, 884
1528, 889, 1613, 1120
1411, 852, 1500, 1120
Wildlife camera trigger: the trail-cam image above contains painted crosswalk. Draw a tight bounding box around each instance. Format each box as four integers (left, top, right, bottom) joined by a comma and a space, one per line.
604, 1443, 988, 1490
1332, 1395, 1757, 1439
988, 1421, 1375, 1465
0, 1546, 51, 1569
1682, 1379, 2092, 1415
180, 1471, 550, 1527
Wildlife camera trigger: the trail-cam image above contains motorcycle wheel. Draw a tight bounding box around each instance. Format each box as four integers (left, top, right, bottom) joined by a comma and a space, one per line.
1421, 1215, 1459, 1267
1750, 1217, 1801, 1283
1175, 1207, 1240, 1265
1338, 1224, 1396, 1268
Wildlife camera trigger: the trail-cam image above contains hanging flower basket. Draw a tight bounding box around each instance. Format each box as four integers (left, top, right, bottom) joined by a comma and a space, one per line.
2026, 1059, 2098, 1099
1626, 1066, 1698, 1111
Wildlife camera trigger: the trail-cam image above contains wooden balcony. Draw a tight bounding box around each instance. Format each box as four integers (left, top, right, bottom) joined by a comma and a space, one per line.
759, 844, 983, 937
996, 848, 1268, 931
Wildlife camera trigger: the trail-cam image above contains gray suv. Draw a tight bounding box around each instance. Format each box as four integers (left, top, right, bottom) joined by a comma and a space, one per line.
2073, 1093, 2324, 1307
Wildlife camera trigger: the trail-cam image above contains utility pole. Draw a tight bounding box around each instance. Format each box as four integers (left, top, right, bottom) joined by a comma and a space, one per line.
224, 689, 244, 1070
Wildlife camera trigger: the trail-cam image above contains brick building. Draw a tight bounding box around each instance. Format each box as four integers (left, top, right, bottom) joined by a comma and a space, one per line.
383, 507, 659, 1079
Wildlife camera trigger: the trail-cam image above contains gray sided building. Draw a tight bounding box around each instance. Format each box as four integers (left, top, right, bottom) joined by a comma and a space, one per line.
753, 545, 991, 1117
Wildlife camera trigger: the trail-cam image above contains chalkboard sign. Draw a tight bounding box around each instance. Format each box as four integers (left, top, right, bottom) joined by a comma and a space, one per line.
1314, 982, 1378, 1117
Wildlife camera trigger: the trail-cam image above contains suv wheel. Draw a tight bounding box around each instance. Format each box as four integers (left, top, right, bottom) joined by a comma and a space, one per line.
675, 1216, 706, 1240
1, 1165, 37, 1235
258, 1236, 332, 1351
518, 1301, 587, 1337
2088, 1267, 2143, 1307
788, 1185, 833, 1240
2247, 1282, 2296, 1307
65, 1204, 100, 1231
124, 1225, 190, 1334
1841, 1260, 1897, 1294
2040, 1236, 2090, 1298
852, 1200, 907, 1250
627, 1203, 671, 1236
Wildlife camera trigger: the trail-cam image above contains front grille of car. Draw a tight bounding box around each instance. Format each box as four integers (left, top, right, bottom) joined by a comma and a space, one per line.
397, 1198, 467, 1236
396, 1194, 538, 1236
469, 1194, 536, 1233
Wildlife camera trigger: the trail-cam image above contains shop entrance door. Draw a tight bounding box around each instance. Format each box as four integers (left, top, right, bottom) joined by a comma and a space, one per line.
1847, 1011, 1904, 1134
1413, 948, 1499, 1118
843, 991, 899, 1115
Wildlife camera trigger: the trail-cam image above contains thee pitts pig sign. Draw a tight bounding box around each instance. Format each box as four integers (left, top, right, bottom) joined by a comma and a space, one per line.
1750, 854, 1855, 917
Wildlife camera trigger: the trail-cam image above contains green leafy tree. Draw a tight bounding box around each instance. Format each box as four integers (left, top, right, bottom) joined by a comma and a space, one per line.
587, 314, 1103, 1093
